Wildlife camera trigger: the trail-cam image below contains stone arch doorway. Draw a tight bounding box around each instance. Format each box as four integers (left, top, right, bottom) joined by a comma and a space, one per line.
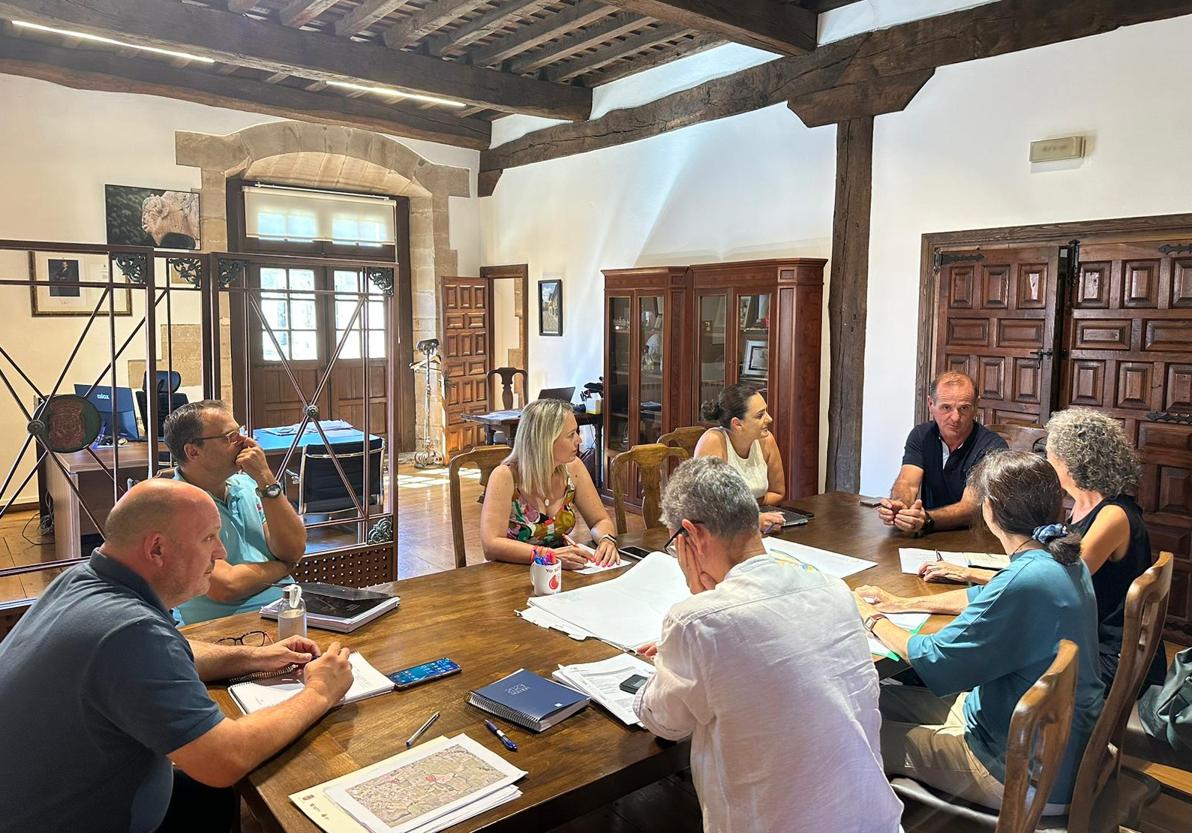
176, 120, 470, 454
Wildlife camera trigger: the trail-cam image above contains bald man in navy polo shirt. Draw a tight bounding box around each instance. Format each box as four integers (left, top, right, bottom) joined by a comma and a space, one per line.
878, 372, 1007, 535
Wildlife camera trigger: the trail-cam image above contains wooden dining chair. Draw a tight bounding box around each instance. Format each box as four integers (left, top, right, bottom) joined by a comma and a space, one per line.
893, 552, 1175, 833
892, 641, 1080, 833
448, 445, 510, 568
610, 443, 689, 534
658, 425, 706, 460
487, 367, 526, 410
986, 423, 1048, 453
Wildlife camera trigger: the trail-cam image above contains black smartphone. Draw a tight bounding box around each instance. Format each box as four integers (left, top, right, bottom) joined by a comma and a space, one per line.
619, 674, 648, 694
388, 658, 461, 690
620, 545, 651, 560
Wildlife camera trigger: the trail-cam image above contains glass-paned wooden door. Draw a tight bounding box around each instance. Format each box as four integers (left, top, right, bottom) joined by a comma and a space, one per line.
607, 296, 632, 455
638, 294, 664, 444
736, 293, 771, 391
698, 293, 728, 408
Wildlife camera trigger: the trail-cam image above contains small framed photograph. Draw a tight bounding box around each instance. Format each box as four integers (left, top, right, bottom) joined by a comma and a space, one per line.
741, 338, 768, 378
29, 252, 132, 317
539, 279, 562, 337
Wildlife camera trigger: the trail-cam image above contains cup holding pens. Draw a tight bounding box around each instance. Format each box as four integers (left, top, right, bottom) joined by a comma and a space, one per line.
530, 547, 562, 596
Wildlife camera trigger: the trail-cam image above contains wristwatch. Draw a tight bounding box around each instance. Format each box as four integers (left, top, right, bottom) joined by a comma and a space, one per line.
920, 511, 936, 535
863, 612, 888, 635
256, 481, 283, 499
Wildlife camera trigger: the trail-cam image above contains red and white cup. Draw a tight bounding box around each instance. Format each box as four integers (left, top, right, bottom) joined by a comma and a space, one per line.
530, 556, 562, 596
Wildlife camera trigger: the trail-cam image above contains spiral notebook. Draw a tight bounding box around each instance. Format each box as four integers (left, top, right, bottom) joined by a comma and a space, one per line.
467, 668, 588, 732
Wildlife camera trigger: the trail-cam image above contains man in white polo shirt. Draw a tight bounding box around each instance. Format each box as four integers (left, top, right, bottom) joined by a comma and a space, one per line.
635, 457, 902, 833
164, 400, 308, 623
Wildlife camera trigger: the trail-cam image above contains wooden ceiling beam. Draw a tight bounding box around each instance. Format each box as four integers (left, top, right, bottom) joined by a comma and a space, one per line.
382, 0, 490, 49
0, 0, 592, 119
279, 0, 340, 29
469, 2, 616, 67
427, 0, 553, 55
334, 0, 415, 36
507, 12, 652, 76
580, 31, 721, 84
599, 0, 817, 55
546, 21, 690, 82
480, 0, 1192, 191
0, 34, 491, 148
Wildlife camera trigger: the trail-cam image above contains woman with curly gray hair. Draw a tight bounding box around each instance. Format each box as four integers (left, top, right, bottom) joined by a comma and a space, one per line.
921, 407, 1165, 691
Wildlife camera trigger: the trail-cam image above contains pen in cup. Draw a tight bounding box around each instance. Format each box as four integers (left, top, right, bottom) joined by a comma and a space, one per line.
485, 719, 518, 752
405, 711, 440, 748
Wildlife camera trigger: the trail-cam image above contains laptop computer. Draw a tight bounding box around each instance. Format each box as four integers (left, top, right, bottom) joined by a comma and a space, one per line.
537, 386, 575, 403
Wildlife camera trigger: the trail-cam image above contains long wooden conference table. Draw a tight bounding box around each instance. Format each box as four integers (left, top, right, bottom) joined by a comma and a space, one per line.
185, 492, 1000, 833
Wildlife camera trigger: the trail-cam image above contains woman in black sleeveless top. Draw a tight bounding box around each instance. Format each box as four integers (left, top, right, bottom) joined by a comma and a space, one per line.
921, 407, 1166, 693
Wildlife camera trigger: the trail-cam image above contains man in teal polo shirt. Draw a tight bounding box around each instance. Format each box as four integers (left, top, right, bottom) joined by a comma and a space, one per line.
164, 401, 308, 624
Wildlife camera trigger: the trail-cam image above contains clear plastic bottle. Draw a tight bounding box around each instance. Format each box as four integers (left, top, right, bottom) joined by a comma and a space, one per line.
277, 584, 307, 640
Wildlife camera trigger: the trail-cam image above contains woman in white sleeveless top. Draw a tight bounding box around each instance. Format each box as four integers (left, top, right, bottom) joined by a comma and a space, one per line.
694, 384, 786, 531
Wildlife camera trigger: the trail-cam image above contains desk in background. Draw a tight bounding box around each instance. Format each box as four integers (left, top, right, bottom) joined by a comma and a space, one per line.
462, 408, 604, 489
187, 493, 992, 832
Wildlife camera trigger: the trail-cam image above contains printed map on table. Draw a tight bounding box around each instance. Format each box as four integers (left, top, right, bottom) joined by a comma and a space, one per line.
344, 745, 505, 826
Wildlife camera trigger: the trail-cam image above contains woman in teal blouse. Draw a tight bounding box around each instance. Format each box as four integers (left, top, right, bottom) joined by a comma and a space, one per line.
856, 451, 1104, 813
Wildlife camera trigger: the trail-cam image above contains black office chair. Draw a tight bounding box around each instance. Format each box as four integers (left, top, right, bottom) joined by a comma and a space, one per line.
290, 436, 385, 516
135, 371, 189, 438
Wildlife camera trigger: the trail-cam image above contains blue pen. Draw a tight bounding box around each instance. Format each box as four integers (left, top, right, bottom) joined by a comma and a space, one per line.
485, 719, 518, 752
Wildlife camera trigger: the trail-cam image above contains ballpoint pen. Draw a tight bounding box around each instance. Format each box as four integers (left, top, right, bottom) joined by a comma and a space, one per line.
485, 719, 518, 752
405, 711, 440, 748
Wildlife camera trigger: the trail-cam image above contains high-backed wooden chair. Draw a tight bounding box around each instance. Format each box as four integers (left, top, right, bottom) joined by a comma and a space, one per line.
658, 425, 706, 460
487, 367, 526, 410
610, 443, 689, 533
894, 552, 1175, 833
987, 423, 1048, 453
448, 445, 510, 568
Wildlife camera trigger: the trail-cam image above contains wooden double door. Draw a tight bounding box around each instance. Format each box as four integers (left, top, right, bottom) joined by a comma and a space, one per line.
934, 236, 1192, 639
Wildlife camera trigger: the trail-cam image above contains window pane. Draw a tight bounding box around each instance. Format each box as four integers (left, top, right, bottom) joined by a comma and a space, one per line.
368, 330, 386, 359
260, 269, 286, 290
287, 214, 317, 240
334, 271, 360, 293
335, 300, 358, 329
339, 331, 361, 360
291, 300, 317, 330
262, 299, 287, 329
257, 213, 286, 238
263, 331, 289, 361
289, 270, 315, 291
367, 301, 385, 328
292, 331, 317, 361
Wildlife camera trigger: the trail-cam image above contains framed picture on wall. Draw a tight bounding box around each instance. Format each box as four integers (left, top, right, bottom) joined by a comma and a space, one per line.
539, 279, 562, 337
29, 251, 132, 317
741, 338, 768, 379
105, 184, 200, 250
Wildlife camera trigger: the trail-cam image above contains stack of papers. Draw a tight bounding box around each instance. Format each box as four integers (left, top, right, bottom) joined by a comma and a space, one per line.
229, 652, 393, 714
899, 548, 1010, 575
525, 552, 690, 651
867, 612, 930, 661
553, 654, 655, 726
291, 734, 526, 833
762, 538, 878, 579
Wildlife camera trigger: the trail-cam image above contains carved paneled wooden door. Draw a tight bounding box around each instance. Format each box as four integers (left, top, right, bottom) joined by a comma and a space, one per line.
934, 246, 1064, 427
1061, 240, 1192, 639
440, 277, 490, 457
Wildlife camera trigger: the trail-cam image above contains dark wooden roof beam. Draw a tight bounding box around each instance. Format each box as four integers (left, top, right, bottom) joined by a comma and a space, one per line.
469, 2, 616, 67
0, 33, 491, 148
382, 0, 490, 49
334, 0, 416, 37
546, 21, 690, 81
582, 31, 721, 84
427, 0, 553, 55
0, 0, 592, 119
600, 0, 817, 55
508, 12, 652, 75
279, 0, 340, 28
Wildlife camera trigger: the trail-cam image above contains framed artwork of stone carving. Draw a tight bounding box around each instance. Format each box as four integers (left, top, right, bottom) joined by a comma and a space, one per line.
29, 251, 131, 317
105, 184, 200, 250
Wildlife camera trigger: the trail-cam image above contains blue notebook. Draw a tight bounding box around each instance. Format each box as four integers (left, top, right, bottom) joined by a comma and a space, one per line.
468, 668, 589, 732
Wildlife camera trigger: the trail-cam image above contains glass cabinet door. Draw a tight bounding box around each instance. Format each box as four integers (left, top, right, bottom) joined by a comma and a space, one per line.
607, 296, 632, 454
638, 294, 664, 444
736, 293, 771, 391
698, 293, 728, 408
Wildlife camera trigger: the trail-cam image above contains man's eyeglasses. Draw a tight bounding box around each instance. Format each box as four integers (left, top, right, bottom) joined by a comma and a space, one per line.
662, 522, 701, 554
193, 426, 247, 444
216, 630, 272, 647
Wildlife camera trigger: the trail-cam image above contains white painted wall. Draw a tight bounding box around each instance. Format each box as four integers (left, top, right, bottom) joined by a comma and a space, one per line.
861, 14, 1192, 494
0, 74, 480, 503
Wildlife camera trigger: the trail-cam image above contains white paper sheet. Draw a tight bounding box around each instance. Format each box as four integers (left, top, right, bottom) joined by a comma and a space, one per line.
867, 612, 930, 660
575, 559, 631, 575
527, 552, 689, 651
515, 606, 594, 640
229, 652, 393, 714
898, 548, 969, 575
553, 654, 655, 726
761, 538, 878, 579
